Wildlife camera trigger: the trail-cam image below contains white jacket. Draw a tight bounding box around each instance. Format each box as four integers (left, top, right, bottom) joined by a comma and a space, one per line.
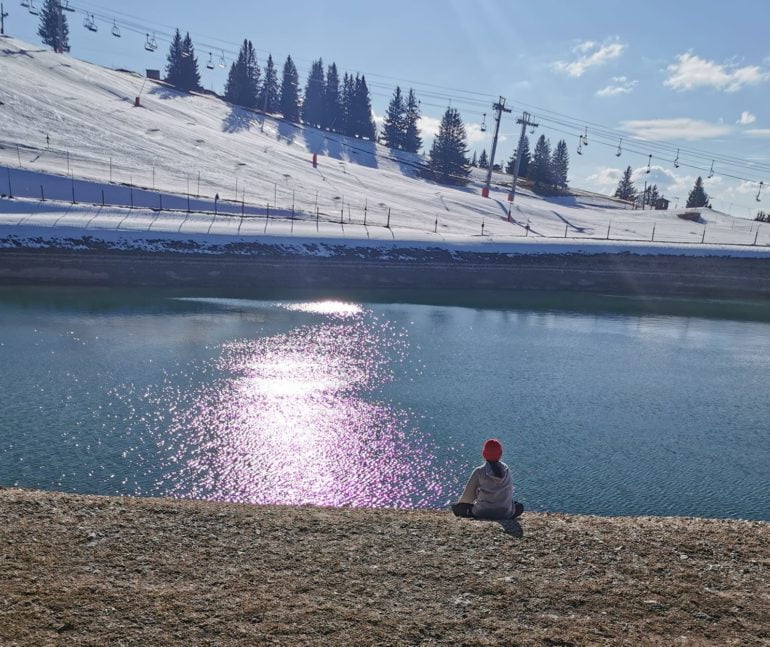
459, 461, 514, 519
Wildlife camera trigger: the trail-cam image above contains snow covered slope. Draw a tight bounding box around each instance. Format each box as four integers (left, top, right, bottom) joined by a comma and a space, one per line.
1, 35, 767, 248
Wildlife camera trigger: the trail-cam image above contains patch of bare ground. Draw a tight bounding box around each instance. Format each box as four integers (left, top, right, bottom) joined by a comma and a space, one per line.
0, 489, 767, 646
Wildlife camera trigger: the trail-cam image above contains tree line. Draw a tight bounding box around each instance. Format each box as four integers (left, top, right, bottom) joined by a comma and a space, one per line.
614, 166, 709, 209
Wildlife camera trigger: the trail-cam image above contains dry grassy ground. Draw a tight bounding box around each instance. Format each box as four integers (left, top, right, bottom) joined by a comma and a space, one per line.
0, 489, 767, 646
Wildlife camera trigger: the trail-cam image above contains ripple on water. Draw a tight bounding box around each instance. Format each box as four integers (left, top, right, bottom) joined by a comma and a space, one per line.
132, 307, 452, 508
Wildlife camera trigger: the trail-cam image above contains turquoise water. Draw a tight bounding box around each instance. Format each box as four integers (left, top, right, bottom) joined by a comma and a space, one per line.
1, 287, 768, 520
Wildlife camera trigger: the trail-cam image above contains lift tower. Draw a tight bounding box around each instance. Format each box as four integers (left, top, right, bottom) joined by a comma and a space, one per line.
481, 97, 512, 198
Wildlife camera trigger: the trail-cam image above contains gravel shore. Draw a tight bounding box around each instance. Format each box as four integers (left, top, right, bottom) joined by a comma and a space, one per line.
1, 488, 767, 646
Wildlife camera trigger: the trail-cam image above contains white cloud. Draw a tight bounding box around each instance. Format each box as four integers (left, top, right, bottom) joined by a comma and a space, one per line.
553, 39, 626, 78
620, 118, 732, 141
418, 115, 496, 146
737, 111, 756, 125
596, 76, 638, 97
417, 115, 441, 138
664, 53, 769, 92
744, 128, 770, 137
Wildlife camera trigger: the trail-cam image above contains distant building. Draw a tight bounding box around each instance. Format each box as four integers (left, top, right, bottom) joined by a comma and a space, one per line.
654, 197, 670, 210
146, 69, 160, 80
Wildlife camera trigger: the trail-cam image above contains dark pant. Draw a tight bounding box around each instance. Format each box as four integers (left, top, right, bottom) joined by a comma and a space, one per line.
452, 501, 524, 519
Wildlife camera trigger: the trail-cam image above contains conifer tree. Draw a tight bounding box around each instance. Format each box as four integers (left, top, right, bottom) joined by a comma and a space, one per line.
302, 59, 325, 128
403, 89, 422, 153
471, 151, 477, 167
180, 32, 201, 92
257, 54, 279, 113
426, 107, 471, 186
38, 0, 69, 53
686, 176, 710, 208
478, 149, 488, 169
279, 55, 300, 122
165, 30, 185, 89
551, 139, 569, 188
322, 63, 341, 131
530, 135, 552, 186
353, 75, 376, 139
224, 39, 260, 108
506, 136, 531, 177
341, 73, 356, 137
382, 86, 406, 149
614, 166, 637, 201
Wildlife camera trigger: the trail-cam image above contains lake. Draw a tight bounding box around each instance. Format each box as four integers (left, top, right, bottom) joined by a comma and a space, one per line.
1, 286, 768, 520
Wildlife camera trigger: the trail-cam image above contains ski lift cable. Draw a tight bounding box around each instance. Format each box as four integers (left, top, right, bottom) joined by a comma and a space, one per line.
540, 122, 768, 185
45, 1, 770, 178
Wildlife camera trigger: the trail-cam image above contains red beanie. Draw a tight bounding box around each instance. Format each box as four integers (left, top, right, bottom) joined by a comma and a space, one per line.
482, 439, 503, 462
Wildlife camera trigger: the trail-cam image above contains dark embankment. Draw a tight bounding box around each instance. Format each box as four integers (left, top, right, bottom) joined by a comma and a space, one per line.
2, 247, 770, 299
1, 489, 767, 645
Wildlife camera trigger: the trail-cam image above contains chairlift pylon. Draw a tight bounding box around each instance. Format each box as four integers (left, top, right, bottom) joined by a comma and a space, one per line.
112, 20, 121, 38
206, 52, 215, 70
674, 148, 680, 169
615, 138, 622, 157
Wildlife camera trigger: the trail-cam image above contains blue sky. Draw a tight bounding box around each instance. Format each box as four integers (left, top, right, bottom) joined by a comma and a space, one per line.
6, 0, 770, 215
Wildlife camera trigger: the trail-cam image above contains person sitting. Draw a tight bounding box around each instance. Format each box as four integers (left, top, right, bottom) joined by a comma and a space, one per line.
452, 438, 524, 520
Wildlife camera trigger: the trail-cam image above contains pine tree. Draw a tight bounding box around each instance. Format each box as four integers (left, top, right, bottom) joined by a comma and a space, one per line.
614, 166, 637, 201
257, 54, 279, 113
224, 39, 260, 108
551, 139, 569, 189
382, 86, 406, 149
471, 151, 477, 167
530, 135, 552, 186
322, 63, 341, 131
686, 176, 710, 208
403, 89, 422, 153
505, 136, 531, 177
38, 0, 69, 53
426, 107, 471, 186
180, 32, 201, 92
341, 73, 356, 137
478, 149, 489, 169
302, 59, 325, 128
165, 30, 185, 89
353, 75, 376, 139
279, 55, 300, 122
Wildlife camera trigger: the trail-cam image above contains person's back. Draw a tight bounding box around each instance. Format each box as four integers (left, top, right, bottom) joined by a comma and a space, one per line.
453, 438, 523, 520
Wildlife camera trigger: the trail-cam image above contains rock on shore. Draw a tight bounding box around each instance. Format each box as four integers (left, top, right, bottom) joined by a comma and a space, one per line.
1, 489, 767, 645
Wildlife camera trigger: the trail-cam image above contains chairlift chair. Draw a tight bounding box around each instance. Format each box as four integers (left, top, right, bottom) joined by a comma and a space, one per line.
576, 135, 583, 155
28, 0, 38, 15
144, 33, 158, 52
757, 181, 764, 202
20, 0, 30, 8
646, 154, 652, 174
480, 113, 487, 133
61, 0, 75, 11
206, 53, 215, 70
616, 138, 622, 157
708, 160, 715, 179
218, 51, 226, 68
674, 148, 680, 169
84, 14, 97, 32
112, 21, 121, 38
582, 126, 588, 147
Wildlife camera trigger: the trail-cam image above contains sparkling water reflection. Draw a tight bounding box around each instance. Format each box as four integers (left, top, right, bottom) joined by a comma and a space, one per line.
142, 306, 450, 507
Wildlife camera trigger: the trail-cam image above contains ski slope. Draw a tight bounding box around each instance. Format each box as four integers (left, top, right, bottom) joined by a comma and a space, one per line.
1, 35, 768, 249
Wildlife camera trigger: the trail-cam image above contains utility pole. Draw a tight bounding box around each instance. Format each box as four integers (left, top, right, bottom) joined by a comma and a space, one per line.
508, 111, 539, 210
1, 4, 8, 36
481, 97, 512, 198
